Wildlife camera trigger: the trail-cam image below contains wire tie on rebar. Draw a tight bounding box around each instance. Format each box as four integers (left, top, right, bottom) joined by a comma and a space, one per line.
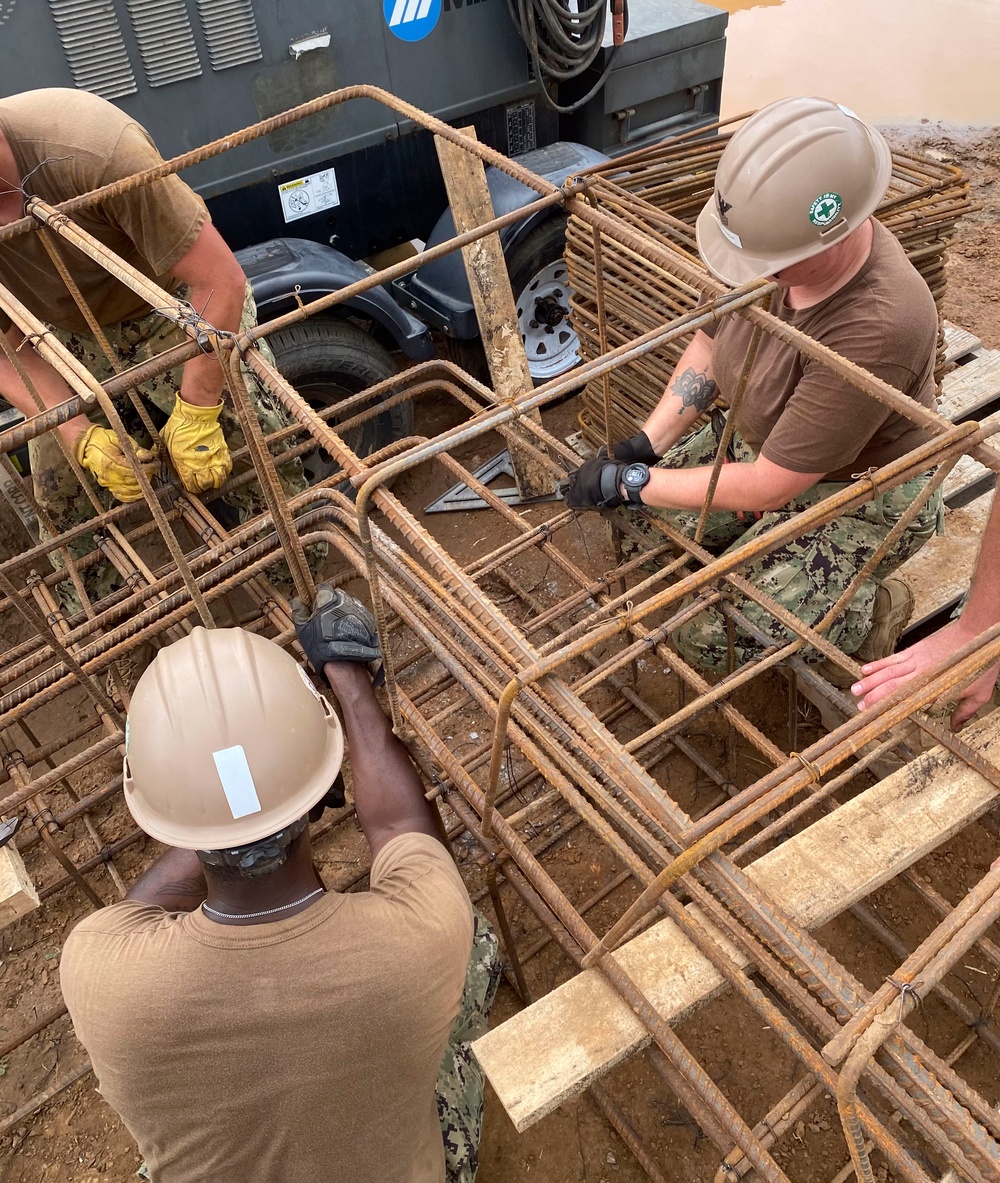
886, 976, 924, 1024
850, 465, 881, 501
789, 751, 822, 783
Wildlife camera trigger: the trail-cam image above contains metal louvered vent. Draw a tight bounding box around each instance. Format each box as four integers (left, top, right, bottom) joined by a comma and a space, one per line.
195, 0, 263, 72
126, 0, 203, 87
48, 0, 137, 99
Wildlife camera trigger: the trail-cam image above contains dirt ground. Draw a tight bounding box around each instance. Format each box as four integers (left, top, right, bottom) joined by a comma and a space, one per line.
2, 122, 1000, 1183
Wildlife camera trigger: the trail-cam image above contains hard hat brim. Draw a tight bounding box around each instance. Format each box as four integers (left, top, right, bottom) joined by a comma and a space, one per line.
695, 128, 893, 288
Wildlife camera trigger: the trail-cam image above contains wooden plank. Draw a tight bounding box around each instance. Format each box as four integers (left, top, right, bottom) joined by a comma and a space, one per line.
943, 453, 992, 501
472, 711, 1000, 1131
0, 842, 39, 929
938, 350, 1000, 422
434, 128, 555, 498
898, 490, 992, 630
942, 320, 982, 365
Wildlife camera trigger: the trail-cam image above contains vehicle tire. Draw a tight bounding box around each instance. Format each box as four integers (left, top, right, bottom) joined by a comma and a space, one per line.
506, 214, 580, 384
266, 319, 414, 486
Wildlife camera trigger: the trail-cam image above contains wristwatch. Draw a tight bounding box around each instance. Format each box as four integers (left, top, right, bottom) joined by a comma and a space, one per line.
619, 462, 651, 504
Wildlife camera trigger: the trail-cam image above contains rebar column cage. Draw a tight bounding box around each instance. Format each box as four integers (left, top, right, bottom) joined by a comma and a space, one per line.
0, 88, 998, 1183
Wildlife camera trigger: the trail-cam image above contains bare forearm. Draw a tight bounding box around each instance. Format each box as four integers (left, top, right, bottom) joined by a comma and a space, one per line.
960, 495, 1000, 634
0, 331, 90, 447
640, 459, 818, 513
178, 279, 245, 407
125, 846, 207, 911
643, 331, 718, 455
322, 661, 443, 853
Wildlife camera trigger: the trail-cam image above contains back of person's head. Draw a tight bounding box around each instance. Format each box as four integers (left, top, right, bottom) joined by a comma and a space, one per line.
696, 95, 892, 286
123, 627, 343, 873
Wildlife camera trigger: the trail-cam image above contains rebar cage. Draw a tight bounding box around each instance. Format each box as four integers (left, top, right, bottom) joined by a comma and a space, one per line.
1, 89, 999, 1183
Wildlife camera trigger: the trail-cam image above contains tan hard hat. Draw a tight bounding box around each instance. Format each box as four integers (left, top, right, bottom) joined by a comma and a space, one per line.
695, 96, 892, 286
123, 627, 344, 849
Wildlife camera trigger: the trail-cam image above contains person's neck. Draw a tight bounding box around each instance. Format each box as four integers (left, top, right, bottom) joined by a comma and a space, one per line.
785, 219, 874, 310
202, 843, 326, 927
0, 130, 23, 226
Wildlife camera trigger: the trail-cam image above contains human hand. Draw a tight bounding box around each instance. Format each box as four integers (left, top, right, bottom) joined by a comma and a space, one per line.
563, 456, 627, 510
76, 424, 158, 502
291, 583, 382, 672
162, 395, 232, 494
852, 622, 1000, 731
611, 431, 660, 465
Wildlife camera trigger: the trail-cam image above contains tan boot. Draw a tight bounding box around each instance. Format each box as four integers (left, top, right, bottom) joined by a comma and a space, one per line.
815, 577, 914, 688
854, 577, 915, 665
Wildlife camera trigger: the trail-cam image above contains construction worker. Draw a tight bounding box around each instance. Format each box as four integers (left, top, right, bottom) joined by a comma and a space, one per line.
59, 587, 501, 1183
565, 97, 941, 673
0, 87, 311, 606
854, 496, 1000, 730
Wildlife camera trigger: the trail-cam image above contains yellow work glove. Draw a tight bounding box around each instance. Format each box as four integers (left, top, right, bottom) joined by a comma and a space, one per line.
161, 396, 233, 495
76, 425, 158, 503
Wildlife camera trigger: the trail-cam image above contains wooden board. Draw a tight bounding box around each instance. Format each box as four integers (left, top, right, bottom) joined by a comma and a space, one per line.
472, 711, 1000, 1131
938, 350, 1000, 422
942, 453, 993, 502
942, 321, 982, 365
434, 128, 555, 498
897, 490, 993, 630
0, 842, 39, 929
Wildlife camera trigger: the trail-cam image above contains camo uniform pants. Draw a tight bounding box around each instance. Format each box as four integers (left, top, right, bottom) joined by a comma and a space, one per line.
438, 909, 503, 1183
29, 283, 313, 609
620, 419, 942, 671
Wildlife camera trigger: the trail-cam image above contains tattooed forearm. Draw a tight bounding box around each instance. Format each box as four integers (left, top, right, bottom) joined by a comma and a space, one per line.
673, 368, 718, 415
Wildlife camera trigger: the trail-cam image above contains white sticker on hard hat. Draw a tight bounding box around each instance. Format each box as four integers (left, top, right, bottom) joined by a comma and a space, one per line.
212, 745, 263, 820
296, 664, 324, 702
719, 224, 743, 250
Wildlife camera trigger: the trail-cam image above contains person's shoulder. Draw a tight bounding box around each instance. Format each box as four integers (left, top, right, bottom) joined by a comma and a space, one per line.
370, 833, 472, 914
66, 899, 184, 945
0, 89, 133, 137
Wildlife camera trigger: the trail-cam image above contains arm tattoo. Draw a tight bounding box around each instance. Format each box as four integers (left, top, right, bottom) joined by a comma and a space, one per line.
673, 367, 718, 416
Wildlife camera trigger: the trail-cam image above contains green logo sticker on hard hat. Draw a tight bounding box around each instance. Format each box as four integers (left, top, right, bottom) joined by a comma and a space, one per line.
809, 192, 843, 227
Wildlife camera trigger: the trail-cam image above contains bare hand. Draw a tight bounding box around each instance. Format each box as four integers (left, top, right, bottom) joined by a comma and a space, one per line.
852, 622, 1000, 731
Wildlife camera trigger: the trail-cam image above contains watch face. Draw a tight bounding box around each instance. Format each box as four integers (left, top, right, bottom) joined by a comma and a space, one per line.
623, 464, 649, 486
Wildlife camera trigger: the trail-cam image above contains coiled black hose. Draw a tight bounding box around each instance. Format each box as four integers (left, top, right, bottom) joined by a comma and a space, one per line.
505, 0, 628, 114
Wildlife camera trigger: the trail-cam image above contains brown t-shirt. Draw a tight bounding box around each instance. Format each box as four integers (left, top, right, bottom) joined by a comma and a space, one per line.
704, 220, 937, 481
60, 833, 474, 1183
0, 88, 208, 332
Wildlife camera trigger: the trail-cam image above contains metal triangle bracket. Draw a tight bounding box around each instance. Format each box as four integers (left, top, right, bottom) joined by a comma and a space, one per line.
424, 449, 563, 513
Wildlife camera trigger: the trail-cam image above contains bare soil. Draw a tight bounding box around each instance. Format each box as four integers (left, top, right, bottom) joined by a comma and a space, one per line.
2, 123, 1000, 1183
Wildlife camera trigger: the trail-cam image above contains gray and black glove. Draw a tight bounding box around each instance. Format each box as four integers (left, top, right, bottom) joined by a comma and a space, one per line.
563, 456, 628, 510
608, 431, 659, 466
292, 583, 382, 672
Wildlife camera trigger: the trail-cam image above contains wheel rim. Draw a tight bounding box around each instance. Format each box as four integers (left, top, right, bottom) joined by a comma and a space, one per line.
295, 378, 371, 486
515, 259, 580, 380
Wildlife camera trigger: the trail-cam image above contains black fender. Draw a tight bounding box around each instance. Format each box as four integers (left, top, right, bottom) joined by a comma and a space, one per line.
236, 238, 435, 361
393, 141, 610, 340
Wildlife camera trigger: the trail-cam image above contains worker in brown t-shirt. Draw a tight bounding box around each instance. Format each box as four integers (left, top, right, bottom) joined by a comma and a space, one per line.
0, 88, 312, 608
566, 97, 942, 673
60, 590, 501, 1183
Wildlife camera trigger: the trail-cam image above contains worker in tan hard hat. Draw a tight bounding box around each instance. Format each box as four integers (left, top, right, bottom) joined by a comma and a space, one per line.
59, 588, 501, 1183
566, 96, 941, 674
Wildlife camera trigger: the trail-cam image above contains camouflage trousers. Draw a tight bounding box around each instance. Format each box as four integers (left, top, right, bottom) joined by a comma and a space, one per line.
135, 911, 501, 1183
621, 420, 942, 672
31, 283, 314, 609
437, 910, 502, 1183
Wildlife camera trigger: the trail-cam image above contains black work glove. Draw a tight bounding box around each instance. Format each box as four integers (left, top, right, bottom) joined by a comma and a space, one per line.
291, 583, 382, 671
563, 456, 628, 510
610, 431, 659, 465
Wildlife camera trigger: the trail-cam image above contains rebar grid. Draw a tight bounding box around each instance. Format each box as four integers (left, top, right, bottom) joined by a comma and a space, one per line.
0, 89, 997, 1183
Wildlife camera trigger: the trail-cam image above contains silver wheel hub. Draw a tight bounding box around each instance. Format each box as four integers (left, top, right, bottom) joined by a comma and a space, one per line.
515, 260, 580, 380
